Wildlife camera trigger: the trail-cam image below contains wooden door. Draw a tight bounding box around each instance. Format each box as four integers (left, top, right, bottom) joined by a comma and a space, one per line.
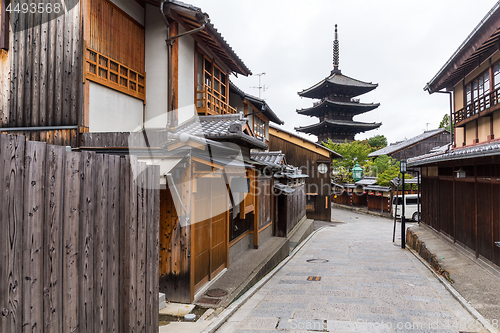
192, 177, 228, 292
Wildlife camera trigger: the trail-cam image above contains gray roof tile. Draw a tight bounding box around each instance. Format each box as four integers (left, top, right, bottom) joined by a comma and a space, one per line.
369, 129, 448, 157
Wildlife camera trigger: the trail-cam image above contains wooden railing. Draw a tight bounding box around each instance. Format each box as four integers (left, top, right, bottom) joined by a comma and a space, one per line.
454, 86, 500, 125
85, 47, 146, 101
196, 84, 237, 115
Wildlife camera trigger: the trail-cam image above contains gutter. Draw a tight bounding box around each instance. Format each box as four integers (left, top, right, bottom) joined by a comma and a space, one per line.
159, 0, 207, 128
424, 1, 500, 92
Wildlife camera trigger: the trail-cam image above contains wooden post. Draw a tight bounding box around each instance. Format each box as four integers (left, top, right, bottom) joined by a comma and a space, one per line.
23, 141, 47, 333
253, 171, 259, 249
62, 152, 82, 333
475, 163, 479, 258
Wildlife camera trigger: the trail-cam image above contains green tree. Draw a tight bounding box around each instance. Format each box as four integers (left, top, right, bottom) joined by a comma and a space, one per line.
369, 155, 395, 176
439, 114, 453, 132
323, 139, 373, 183
367, 135, 387, 149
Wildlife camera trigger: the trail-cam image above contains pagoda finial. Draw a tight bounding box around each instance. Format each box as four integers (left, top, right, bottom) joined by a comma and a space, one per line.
333, 24, 340, 73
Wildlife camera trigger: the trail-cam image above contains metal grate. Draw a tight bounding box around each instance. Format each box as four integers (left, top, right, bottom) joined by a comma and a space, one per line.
307, 276, 321, 281
197, 297, 221, 305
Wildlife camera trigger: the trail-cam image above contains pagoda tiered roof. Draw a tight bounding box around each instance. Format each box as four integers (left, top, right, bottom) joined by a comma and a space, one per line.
295, 119, 381, 135
298, 70, 378, 99
297, 99, 380, 117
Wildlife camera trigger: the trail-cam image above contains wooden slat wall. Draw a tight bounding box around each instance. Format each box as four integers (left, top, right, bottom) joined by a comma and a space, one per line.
275, 183, 306, 237
81, 131, 168, 148
159, 163, 192, 303
1, 6, 83, 128
88, 0, 145, 73
422, 167, 500, 268
0, 133, 160, 332
258, 178, 272, 229
269, 134, 332, 221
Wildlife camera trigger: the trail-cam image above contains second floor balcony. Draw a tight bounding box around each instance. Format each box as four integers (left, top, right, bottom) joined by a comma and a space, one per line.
454, 86, 500, 126
196, 84, 237, 116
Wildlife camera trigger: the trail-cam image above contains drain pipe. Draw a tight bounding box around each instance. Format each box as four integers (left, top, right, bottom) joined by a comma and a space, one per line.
424, 85, 454, 151
160, 1, 207, 128
160, 0, 173, 128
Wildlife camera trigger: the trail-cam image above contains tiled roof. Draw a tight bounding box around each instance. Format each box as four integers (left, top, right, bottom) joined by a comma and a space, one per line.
269, 124, 342, 158
295, 119, 382, 132
369, 129, 448, 157
164, 0, 251, 76
229, 81, 284, 125
298, 71, 378, 99
408, 140, 500, 166
355, 177, 377, 186
297, 99, 380, 117
250, 151, 285, 168
173, 114, 267, 149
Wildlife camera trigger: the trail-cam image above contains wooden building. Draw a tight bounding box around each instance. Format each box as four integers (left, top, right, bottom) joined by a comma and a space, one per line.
269, 125, 342, 221
410, 3, 500, 268
369, 129, 450, 161
0, 0, 293, 305
295, 25, 381, 143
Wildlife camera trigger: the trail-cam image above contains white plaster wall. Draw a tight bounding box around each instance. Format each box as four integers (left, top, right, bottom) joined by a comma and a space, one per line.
144, 4, 168, 129
178, 27, 196, 126
88, 82, 143, 132
110, 0, 144, 25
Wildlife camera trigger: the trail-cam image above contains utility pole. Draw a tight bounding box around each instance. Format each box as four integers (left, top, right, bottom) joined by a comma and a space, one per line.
250, 72, 268, 99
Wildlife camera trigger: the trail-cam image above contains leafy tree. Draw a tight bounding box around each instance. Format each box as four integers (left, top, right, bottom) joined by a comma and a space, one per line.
367, 135, 387, 149
376, 161, 412, 187
369, 155, 394, 177
323, 139, 373, 183
439, 114, 453, 132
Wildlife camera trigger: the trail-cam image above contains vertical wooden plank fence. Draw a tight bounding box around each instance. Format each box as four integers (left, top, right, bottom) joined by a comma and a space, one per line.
0, 134, 160, 332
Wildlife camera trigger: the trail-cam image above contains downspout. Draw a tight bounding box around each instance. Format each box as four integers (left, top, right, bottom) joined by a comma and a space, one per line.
424, 85, 453, 151
159, 0, 172, 128
160, 1, 207, 128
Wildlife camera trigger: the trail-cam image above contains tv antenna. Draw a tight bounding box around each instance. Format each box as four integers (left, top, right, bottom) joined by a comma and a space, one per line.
250, 72, 269, 99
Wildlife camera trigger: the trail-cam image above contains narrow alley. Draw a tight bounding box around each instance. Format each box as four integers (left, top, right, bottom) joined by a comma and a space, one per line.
214, 209, 489, 333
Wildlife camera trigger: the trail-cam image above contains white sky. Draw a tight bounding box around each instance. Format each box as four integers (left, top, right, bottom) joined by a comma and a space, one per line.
189, 0, 498, 144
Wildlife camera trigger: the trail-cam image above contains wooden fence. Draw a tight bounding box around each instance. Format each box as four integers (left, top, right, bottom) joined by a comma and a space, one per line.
0, 133, 160, 333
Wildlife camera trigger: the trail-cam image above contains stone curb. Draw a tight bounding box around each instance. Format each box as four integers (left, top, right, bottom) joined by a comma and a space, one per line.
407, 247, 499, 333
200, 226, 328, 333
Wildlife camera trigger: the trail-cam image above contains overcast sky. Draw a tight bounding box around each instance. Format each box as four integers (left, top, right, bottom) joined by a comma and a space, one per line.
190, 0, 498, 144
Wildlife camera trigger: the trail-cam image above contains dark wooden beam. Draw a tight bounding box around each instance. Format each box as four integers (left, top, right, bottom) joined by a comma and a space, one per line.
0, 0, 9, 50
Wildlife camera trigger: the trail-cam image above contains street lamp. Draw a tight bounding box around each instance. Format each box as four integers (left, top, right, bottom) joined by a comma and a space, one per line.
352, 162, 363, 182
400, 159, 407, 249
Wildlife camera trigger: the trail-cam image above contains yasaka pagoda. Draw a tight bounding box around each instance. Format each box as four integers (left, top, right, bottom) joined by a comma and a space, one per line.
295, 25, 381, 143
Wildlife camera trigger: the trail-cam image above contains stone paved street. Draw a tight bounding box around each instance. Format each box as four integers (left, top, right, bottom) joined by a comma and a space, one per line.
215, 209, 489, 333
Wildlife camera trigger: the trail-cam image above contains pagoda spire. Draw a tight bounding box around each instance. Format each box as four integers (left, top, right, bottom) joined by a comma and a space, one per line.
333, 24, 340, 73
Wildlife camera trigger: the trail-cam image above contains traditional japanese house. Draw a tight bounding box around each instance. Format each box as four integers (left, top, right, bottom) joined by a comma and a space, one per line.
0, 0, 285, 304
230, 82, 284, 147
369, 129, 450, 161
295, 25, 381, 143
409, 2, 500, 268
269, 125, 342, 221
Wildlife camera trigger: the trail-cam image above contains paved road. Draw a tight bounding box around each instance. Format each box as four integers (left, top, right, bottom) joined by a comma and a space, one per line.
216, 209, 488, 333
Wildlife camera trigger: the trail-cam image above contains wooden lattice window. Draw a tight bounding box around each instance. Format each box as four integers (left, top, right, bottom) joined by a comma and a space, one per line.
88, 0, 145, 73
85, 48, 146, 100
253, 115, 265, 139
196, 50, 235, 115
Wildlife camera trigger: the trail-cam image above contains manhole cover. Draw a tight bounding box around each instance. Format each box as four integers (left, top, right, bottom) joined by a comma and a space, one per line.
306, 259, 329, 263
206, 288, 228, 297
197, 297, 221, 305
